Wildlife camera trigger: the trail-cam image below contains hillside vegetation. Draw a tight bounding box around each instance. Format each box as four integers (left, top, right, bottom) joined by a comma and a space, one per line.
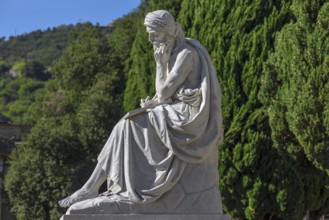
0, 23, 113, 123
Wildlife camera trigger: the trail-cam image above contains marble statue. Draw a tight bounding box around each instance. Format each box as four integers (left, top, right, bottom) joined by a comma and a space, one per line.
59, 10, 224, 215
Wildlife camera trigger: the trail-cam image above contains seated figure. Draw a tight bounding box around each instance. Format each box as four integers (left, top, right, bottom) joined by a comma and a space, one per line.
59, 10, 223, 215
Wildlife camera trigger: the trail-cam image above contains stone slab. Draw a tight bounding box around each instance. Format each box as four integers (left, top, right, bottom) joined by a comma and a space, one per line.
60, 214, 231, 220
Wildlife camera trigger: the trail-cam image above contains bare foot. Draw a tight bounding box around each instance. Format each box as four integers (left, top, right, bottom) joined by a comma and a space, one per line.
58, 188, 98, 208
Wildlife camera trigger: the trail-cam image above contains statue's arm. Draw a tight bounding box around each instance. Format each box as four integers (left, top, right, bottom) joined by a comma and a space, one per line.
156, 49, 194, 102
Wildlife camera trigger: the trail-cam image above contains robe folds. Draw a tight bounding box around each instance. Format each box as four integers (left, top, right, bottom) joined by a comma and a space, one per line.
67, 39, 223, 214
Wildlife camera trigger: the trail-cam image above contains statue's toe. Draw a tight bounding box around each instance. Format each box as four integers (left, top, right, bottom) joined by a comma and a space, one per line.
59, 197, 72, 208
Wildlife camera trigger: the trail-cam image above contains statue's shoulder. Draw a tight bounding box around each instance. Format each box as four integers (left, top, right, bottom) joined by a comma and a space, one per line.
174, 41, 198, 60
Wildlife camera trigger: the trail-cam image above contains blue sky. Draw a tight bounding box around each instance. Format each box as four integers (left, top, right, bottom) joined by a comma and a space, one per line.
0, 0, 141, 39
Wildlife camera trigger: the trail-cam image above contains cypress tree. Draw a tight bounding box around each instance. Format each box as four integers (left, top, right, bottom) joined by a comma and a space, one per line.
260, 0, 329, 219
178, 0, 309, 219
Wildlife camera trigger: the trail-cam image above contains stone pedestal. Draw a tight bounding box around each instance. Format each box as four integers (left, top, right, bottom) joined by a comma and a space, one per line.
60, 214, 231, 220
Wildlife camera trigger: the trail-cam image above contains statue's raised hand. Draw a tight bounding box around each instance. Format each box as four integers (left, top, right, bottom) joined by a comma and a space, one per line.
154, 44, 170, 65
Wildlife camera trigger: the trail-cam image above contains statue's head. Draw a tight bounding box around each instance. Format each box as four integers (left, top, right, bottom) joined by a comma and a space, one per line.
144, 10, 176, 35
144, 10, 185, 50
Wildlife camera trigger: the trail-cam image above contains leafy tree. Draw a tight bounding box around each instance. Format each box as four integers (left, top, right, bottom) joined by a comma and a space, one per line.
22, 60, 51, 81
4, 119, 82, 219
0, 23, 114, 125
0, 70, 45, 124
0, 60, 10, 75
5, 23, 123, 219
11, 60, 26, 75
177, 0, 312, 219
260, 0, 329, 219
106, 10, 141, 104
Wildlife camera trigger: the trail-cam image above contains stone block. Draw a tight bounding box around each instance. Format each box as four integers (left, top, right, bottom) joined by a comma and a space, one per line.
60, 214, 231, 220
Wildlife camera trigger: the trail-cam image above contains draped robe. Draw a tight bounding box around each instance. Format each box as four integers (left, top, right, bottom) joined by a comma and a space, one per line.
67, 39, 223, 214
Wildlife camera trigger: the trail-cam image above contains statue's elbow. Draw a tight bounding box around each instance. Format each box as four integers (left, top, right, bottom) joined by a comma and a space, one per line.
157, 84, 174, 102
157, 93, 166, 102
157, 91, 171, 103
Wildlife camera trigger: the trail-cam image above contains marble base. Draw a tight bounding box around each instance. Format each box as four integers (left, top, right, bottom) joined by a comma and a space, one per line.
60, 214, 231, 220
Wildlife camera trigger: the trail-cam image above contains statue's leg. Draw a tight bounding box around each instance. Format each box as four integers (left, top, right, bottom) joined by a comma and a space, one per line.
81, 162, 107, 190
58, 163, 107, 208
59, 120, 128, 208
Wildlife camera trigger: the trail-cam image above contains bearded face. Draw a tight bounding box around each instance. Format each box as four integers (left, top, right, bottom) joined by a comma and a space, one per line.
146, 27, 175, 54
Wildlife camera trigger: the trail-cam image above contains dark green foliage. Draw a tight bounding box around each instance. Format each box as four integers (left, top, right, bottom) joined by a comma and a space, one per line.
177, 0, 311, 219
123, 27, 154, 111
260, 0, 329, 219
5, 119, 82, 219
106, 11, 141, 101
51, 24, 109, 92
0, 60, 10, 75
0, 75, 44, 124
22, 60, 51, 81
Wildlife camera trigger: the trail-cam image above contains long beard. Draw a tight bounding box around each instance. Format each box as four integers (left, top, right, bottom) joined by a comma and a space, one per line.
152, 40, 174, 55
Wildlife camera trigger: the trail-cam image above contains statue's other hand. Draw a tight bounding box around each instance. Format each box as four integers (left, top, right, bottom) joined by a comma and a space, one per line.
140, 96, 158, 108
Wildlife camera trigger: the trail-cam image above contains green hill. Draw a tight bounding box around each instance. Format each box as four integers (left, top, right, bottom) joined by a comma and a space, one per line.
0, 25, 73, 67
0, 24, 113, 67
0, 23, 114, 124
